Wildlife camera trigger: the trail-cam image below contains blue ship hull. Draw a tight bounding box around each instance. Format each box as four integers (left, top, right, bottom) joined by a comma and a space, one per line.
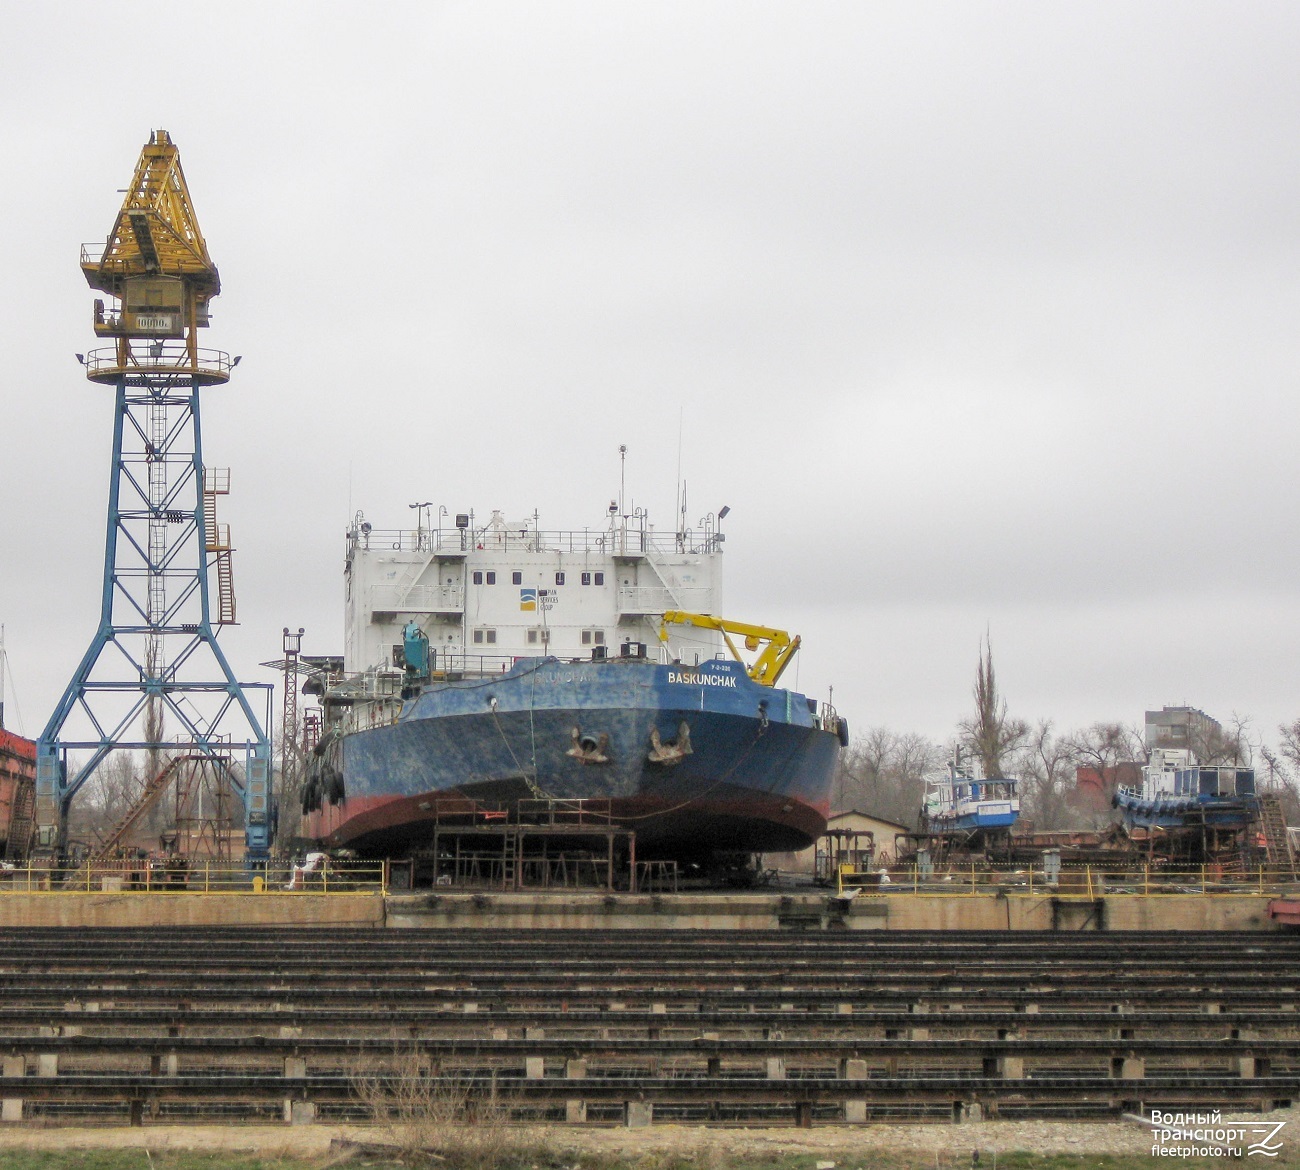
307, 656, 840, 855
1115, 789, 1257, 831
931, 809, 1019, 833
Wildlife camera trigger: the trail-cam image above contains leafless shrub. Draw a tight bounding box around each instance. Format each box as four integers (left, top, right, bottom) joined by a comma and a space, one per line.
350, 1047, 551, 1169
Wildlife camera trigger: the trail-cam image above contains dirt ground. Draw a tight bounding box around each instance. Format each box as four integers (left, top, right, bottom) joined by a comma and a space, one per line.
2, 1110, 1295, 1162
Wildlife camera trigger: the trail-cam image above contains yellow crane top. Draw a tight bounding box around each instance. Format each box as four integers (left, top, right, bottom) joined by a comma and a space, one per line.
658, 611, 802, 687
82, 129, 219, 302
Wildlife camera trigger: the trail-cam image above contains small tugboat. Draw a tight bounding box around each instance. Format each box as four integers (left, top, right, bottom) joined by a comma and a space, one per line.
919, 749, 1019, 848
1114, 748, 1258, 861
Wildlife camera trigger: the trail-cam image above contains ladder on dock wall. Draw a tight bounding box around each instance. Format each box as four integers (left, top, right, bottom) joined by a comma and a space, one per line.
3, 777, 35, 861
90, 754, 228, 861
1257, 794, 1295, 876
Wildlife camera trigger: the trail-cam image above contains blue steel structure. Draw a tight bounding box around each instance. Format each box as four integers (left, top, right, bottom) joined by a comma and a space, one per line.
34, 131, 273, 860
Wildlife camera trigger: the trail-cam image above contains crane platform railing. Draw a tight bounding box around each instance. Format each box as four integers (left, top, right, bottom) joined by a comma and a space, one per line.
82, 345, 233, 383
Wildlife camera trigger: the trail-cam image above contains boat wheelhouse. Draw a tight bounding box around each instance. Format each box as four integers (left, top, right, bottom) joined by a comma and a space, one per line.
922, 752, 1019, 835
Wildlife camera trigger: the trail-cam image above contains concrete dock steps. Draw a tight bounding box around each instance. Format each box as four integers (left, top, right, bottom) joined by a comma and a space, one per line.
0, 927, 1297, 1126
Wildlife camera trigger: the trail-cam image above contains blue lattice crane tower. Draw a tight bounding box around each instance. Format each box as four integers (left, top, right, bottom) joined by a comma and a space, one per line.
36, 130, 273, 860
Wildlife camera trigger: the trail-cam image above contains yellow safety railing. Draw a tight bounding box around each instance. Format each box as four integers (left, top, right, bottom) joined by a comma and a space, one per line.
0, 860, 387, 895
834, 863, 1300, 897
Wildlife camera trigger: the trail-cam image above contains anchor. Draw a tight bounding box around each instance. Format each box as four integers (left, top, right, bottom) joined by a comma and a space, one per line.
566, 728, 610, 765
648, 721, 693, 765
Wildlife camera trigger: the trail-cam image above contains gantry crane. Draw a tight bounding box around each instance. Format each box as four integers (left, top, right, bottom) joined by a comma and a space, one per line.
36, 131, 273, 861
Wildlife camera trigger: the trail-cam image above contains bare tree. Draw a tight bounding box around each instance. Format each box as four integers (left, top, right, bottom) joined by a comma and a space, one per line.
960, 639, 1028, 778
70, 750, 146, 845
1011, 720, 1074, 831
835, 727, 941, 829
273, 712, 304, 845
1188, 712, 1254, 766
833, 726, 893, 810
1061, 722, 1144, 830
1258, 720, 1300, 822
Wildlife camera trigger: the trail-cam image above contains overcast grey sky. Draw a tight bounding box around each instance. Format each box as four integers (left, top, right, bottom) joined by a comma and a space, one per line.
1, 1, 1298, 754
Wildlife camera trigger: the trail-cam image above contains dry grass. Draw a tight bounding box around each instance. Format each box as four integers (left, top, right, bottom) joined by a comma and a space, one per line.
349, 1048, 553, 1169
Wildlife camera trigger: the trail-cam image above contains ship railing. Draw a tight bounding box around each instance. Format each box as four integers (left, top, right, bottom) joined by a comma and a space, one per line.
326, 669, 405, 702
514, 797, 618, 827
319, 656, 536, 715
816, 702, 837, 733
438, 653, 525, 676
350, 526, 722, 557
367, 578, 716, 618
845, 862, 1300, 897
0, 858, 387, 895
321, 657, 526, 709
617, 585, 713, 613
369, 583, 465, 613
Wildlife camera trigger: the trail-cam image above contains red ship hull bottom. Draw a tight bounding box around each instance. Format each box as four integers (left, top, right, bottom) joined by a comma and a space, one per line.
302, 782, 826, 859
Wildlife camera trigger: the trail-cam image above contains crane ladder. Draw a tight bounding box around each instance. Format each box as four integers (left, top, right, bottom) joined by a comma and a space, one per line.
1257, 794, 1295, 875
203, 474, 236, 625
3, 777, 35, 861
90, 754, 228, 861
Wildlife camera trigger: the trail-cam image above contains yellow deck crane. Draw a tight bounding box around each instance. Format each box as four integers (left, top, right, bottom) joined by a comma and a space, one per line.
658, 611, 801, 687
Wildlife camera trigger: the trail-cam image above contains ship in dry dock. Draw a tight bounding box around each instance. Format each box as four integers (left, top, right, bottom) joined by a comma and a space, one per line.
301, 503, 845, 859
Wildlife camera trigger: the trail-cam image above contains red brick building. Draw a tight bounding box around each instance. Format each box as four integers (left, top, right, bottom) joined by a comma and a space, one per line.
1072, 762, 1142, 815
0, 727, 36, 856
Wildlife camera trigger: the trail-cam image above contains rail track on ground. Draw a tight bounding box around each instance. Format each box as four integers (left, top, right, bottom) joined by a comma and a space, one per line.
0, 928, 1296, 1126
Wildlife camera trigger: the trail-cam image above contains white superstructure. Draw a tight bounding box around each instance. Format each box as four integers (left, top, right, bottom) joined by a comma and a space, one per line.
1138, 748, 1194, 801
344, 507, 726, 685
922, 753, 1019, 832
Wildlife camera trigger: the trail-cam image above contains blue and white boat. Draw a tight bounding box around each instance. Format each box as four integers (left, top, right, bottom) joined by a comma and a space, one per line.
922, 752, 1019, 835
303, 504, 845, 857
1114, 748, 1257, 831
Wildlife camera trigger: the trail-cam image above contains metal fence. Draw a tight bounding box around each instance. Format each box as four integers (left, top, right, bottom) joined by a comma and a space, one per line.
355, 526, 721, 557
0, 859, 386, 895
838, 863, 1300, 897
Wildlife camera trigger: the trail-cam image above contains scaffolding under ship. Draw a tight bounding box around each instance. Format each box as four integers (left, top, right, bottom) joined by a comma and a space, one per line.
301, 505, 845, 858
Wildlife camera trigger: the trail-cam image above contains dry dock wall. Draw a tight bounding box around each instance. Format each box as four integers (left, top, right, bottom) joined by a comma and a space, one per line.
0, 891, 1278, 930
0, 894, 385, 929
386, 892, 1280, 931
